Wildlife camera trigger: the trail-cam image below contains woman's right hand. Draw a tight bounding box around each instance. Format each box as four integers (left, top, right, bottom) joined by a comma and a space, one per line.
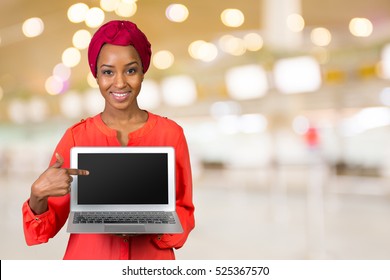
29, 153, 89, 214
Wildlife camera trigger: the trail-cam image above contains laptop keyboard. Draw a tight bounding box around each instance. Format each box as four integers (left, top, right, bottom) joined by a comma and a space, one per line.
73, 211, 176, 224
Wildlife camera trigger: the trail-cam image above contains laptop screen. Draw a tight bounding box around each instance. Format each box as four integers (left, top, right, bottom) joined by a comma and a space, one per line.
77, 153, 169, 205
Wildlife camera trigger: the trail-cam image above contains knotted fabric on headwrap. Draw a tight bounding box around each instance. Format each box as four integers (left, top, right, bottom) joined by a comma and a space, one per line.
88, 20, 152, 77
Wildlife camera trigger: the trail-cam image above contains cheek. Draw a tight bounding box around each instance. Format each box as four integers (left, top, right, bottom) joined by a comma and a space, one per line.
97, 77, 111, 89
130, 77, 143, 87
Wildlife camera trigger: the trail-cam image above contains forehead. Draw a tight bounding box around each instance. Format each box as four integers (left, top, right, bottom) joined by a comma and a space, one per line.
97, 44, 141, 64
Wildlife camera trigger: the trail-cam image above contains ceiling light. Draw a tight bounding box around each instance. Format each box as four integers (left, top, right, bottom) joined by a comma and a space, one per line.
100, 0, 120, 12
62, 47, 81, 68
67, 3, 89, 23
219, 35, 246, 56
274, 56, 321, 94
85, 7, 105, 28
188, 40, 206, 59
152, 50, 174, 69
22, 17, 44, 38
273, 56, 322, 94
225, 64, 268, 100
349, 17, 373, 37
166, 4, 189, 22
243, 33, 263, 51
45, 76, 64, 95
188, 40, 218, 62
221, 9, 244, 27
115, 1, 137, 17
161, 75, 197, 106
286, 13, 305, 32
72, 29, 92, 50
53, 63, 71, 81
311, 27, 332, 47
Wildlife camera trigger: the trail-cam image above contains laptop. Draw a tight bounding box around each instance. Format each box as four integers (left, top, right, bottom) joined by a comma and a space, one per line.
66, 146, 183, 234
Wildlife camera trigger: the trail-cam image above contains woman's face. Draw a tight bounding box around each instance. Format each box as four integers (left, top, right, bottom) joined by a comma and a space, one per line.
96, 44, 144, 112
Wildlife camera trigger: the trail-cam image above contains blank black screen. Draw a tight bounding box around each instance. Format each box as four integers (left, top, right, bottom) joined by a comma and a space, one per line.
77, 153, 168, 204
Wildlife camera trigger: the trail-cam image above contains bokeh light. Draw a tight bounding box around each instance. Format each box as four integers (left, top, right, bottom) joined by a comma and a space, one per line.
166, 4, 189, 22
286, 13, 305, 32
72, 29, 92, 50
62, 47, 81, 68
152, 50, 175, 70
67, 3, 89, 23
45, 76, 64, 95
22, 17, 44, 38
349, 17, 373, 37
243, 33, 263, 51
53, 63, 71, 81
219, 35, 246, 56
115, 1, 137, 17
85, 7, 105, 28
188, 40, 218, 62
100, 0, 120, 12
220, 9, 245, 27
311, 27, 332, 47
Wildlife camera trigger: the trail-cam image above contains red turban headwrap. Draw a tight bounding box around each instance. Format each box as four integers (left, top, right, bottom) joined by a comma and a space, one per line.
88, 20, 152, 77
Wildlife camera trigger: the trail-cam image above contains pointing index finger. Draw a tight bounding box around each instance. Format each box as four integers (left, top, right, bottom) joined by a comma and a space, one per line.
67, 169, 90, 176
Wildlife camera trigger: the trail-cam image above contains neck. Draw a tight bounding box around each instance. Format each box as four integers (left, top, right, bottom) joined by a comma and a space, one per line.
101, 107, 147, 126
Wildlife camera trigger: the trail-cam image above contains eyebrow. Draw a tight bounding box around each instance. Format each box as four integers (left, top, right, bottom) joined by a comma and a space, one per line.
99, 61, 139, 68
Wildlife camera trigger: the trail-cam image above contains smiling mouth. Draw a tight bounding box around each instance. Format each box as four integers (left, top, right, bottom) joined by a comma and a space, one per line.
111, 91, 130, 101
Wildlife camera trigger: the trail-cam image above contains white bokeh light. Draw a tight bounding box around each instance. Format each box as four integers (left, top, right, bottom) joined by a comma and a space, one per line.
166, 4, 189, 23
161, 75, 197, 107
68, 3, 89, 23
273, 56, 322, 94
225, 64, 268, 100
83, 88, 105, 115
60, 91, 84, 119
152, 50, 175, 70
85, 7, 105, 28
138, 79, 161, 110
22, 17, 44, 38
349, 17, 373, 37
62, 47, 81, 68
311, 27, 332, 47
220, 9, 244, 27
72, 29, 92, 50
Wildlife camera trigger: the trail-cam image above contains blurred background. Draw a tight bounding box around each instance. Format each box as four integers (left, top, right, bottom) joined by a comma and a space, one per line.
1, 0, 390, 259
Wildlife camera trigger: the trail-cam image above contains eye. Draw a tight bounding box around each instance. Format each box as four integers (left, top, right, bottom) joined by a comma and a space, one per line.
127, 68, 136, 74
101, 69, 113, 75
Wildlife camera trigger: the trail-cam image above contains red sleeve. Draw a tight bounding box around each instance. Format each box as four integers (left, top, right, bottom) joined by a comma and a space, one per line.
22, 128, 75, 246
153, 131, 195, 250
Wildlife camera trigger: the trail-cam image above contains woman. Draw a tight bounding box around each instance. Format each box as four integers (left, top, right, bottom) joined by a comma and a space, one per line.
22, 20, 195, 260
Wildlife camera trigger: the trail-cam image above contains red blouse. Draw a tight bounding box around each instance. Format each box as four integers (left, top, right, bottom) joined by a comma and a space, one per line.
22, 112, 195, 259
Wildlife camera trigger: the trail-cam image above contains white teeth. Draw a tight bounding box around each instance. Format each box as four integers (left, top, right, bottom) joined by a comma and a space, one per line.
112, 92, 128, 97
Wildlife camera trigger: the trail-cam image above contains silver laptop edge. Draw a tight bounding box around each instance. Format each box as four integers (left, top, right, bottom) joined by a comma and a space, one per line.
66, 146, 183, 234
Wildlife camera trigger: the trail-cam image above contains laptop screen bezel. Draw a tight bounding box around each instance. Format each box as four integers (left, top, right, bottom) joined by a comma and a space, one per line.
69, 146, 176, 212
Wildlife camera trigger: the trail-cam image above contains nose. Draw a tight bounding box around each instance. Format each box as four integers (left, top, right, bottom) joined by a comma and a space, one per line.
114, 73, 126, 88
